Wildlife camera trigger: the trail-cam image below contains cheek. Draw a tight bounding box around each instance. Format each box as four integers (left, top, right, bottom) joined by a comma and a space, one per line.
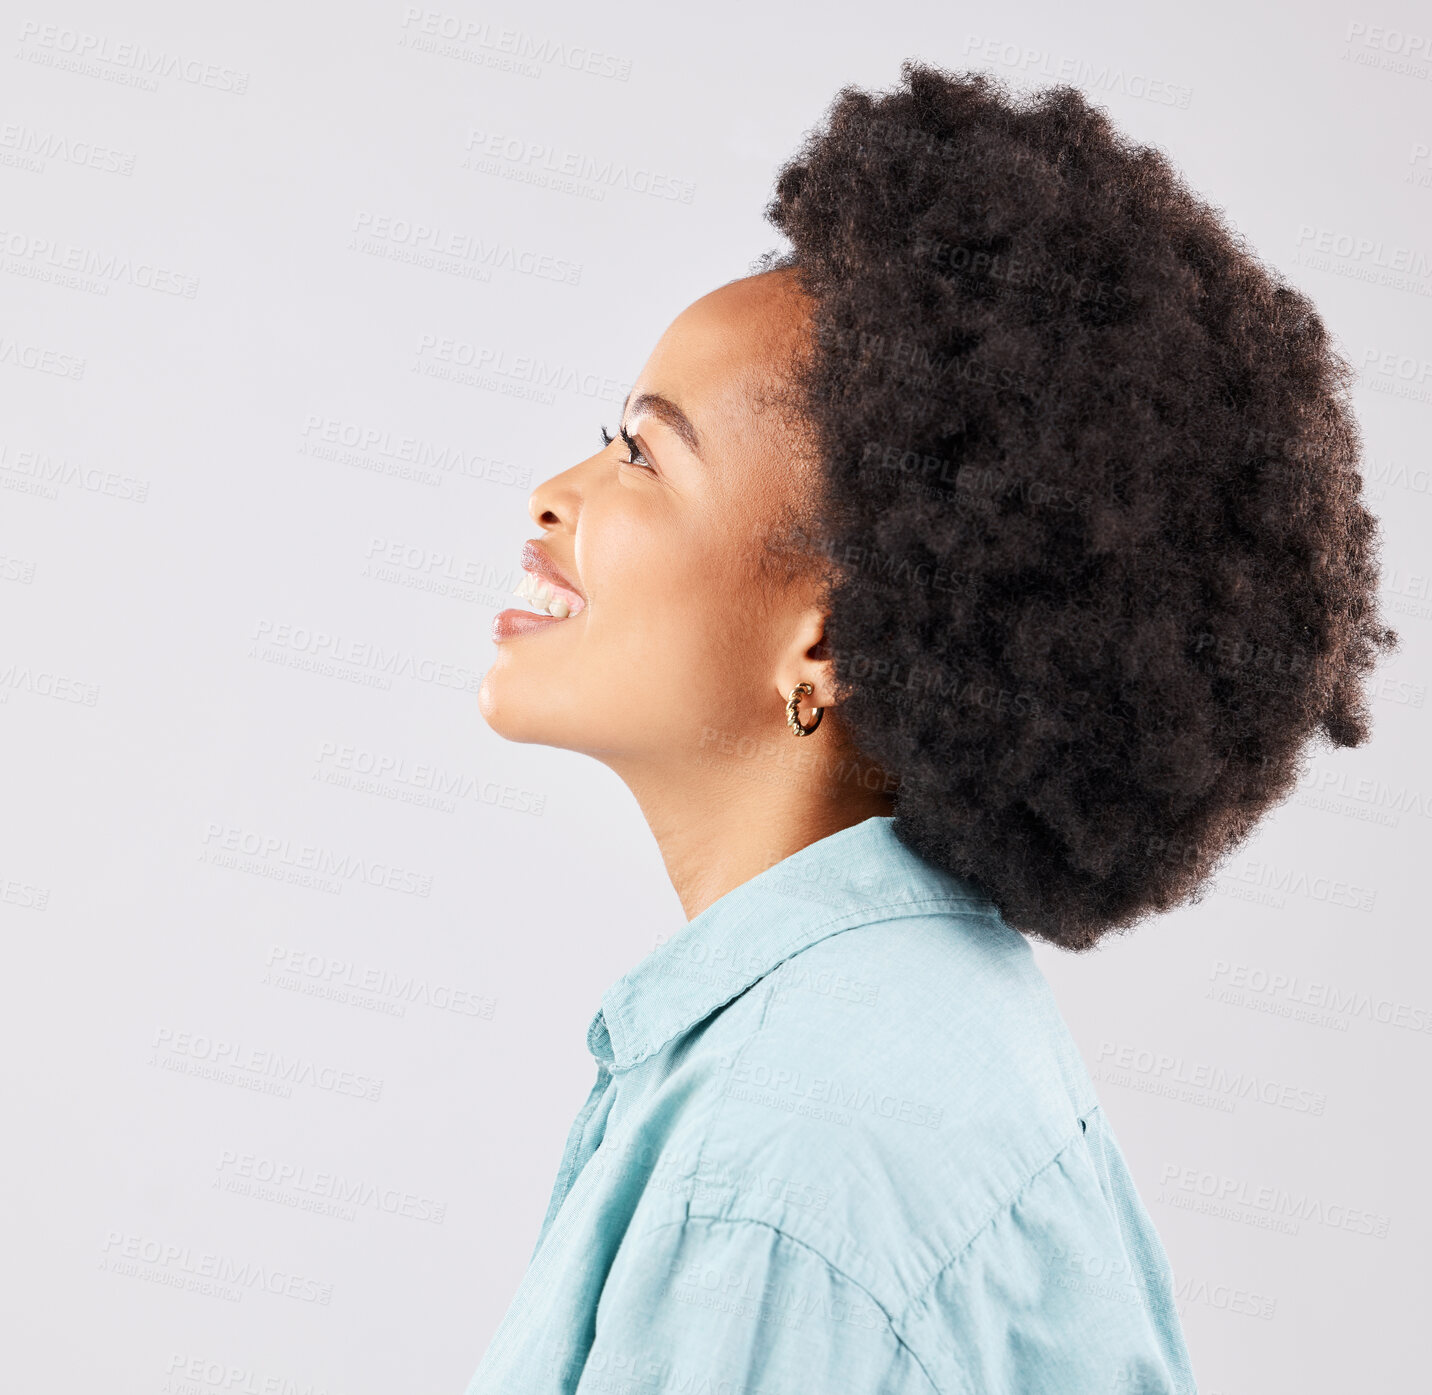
584, 513, 777, 702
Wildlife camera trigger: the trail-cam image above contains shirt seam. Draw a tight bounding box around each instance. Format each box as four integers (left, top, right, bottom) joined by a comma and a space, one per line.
895, 1112, 1096, 1324
684, 975, 777, 1233
612, 895, 1003, 1072
630, 1211, 947, 1395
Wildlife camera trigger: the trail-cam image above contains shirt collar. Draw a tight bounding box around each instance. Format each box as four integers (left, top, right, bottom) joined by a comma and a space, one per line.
587, 814, 1004, 1072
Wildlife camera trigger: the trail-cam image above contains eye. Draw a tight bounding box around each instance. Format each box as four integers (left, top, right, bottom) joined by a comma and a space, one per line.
599, 423, 656, 473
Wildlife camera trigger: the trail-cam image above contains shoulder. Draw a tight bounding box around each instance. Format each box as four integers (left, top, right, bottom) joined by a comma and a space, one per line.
894, 1105, 1196, 1394
604, 905, 1197, 1391
606, 1107, 1193, 1395
657, 905, 1103, 1305
585, 1208, 944, 1394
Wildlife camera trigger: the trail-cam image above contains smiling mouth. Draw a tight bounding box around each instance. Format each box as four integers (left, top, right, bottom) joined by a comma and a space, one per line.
512, 568, 586, 619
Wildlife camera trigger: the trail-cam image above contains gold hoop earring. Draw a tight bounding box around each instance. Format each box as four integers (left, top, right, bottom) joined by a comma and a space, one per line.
786, 682, 824, 737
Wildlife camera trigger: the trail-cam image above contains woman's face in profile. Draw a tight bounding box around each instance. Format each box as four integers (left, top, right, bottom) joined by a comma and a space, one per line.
478, 267, 827, 763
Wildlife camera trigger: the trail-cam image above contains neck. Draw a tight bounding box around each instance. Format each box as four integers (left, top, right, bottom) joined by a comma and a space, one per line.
608, 728, 897, 921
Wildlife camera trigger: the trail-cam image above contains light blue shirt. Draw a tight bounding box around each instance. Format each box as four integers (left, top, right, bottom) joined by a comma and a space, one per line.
464, 815, 1198, 1394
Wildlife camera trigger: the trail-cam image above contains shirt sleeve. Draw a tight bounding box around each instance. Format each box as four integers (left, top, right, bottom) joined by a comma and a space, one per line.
573, 1212, 939, 1395
899, 1111, 1199, 1395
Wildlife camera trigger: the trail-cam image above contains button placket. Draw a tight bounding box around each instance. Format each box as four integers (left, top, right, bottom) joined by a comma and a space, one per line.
530, 1010, 619, 1260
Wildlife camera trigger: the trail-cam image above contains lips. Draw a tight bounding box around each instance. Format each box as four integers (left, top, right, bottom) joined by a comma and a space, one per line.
490, 540, 587, 643
491, 609, 564, 642
519, 540, 586, 616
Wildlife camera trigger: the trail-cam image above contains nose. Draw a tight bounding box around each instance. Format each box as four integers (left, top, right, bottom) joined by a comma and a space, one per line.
527, 459, 583, 529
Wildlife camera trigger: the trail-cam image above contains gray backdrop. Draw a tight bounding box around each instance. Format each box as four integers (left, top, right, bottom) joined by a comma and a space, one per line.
2, 1, 1428, 1391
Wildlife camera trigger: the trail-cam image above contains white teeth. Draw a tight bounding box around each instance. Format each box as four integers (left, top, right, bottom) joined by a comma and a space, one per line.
512, 570, 575, 618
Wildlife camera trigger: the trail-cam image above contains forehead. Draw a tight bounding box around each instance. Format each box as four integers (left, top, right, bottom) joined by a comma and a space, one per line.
633, 270, 810, 434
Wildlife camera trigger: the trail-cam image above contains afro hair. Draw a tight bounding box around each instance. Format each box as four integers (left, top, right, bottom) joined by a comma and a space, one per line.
754, 60, 1397, 950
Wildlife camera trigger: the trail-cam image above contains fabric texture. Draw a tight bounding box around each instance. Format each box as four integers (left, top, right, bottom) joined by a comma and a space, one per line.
463, 815, 1198, 1394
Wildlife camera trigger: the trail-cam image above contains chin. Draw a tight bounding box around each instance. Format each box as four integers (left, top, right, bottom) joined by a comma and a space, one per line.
478, 664, 531, 743
478, 661, 575, 748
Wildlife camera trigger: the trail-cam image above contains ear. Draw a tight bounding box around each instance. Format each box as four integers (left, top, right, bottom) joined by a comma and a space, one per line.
775, 605, 838, 710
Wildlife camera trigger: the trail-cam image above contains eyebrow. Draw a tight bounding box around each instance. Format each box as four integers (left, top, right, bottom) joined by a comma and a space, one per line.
621, 390, 702, 459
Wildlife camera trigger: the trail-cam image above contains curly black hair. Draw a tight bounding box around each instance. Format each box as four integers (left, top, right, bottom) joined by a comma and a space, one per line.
752, 60, 1397, 951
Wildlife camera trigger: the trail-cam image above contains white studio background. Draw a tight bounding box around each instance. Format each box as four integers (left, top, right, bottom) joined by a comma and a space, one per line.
1, 2, 1428, 1392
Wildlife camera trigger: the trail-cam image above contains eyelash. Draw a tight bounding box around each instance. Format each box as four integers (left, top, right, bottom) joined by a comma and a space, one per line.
599, 423, 656, 473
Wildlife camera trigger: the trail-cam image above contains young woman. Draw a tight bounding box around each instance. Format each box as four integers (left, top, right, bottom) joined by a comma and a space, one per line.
466, 61, 1394, 1395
